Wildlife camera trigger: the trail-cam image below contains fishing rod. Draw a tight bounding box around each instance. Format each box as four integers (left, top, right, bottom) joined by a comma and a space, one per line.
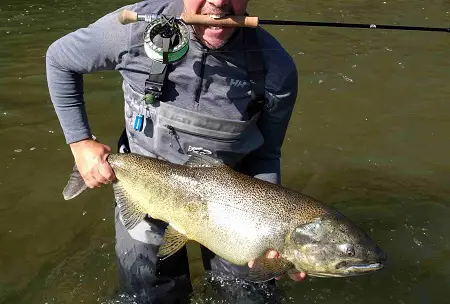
119, 9, 450, 33
118, 9, 449, 63
259, 19, 450, 33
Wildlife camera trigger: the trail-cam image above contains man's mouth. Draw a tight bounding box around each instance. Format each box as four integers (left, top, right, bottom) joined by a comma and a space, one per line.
201, 13, 232, 29
207, 14, 227, 19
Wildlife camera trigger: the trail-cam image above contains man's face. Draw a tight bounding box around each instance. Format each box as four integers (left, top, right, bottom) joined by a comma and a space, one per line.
184, 0, 249, 49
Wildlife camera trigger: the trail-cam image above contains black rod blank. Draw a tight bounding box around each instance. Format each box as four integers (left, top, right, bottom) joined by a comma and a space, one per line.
259, 19, 450, 33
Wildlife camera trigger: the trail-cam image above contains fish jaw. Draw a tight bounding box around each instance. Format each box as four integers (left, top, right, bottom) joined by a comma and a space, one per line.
331, 255, 386, 276
306, 262, 385, 278
283, 245, 386, 278
283, 214, 387, 278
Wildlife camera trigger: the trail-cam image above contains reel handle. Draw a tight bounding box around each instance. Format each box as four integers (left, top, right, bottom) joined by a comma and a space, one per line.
118, 9, 259, 28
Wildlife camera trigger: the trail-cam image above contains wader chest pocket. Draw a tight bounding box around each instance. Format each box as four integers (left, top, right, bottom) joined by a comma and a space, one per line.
155, 117, 263, 166
166, 125, 240, 144
123, 82, 264, 165
161, 124, 241, 157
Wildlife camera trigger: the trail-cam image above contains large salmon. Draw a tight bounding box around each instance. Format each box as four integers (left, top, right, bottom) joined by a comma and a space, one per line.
63, 153, 386, 282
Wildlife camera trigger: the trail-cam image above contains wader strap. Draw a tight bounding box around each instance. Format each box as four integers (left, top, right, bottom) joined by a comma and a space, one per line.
144, 60, 168, 101
243, 27, 266, 118
143, 1, 180, 101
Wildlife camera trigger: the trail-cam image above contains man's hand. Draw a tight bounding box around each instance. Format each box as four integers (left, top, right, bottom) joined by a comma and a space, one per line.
248, 250, 306, 282
70, 138, 116, 188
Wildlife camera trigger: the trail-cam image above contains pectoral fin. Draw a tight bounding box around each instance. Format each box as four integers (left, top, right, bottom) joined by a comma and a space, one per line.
157, 225, 189, 259
113, 182, 147, 230
247, 257, 294, 283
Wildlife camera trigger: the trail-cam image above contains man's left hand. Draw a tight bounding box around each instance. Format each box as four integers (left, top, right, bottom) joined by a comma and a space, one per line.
248, 250, 306, 282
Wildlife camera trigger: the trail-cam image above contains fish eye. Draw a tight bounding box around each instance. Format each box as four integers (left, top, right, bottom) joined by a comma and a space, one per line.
346, 246, 355, 257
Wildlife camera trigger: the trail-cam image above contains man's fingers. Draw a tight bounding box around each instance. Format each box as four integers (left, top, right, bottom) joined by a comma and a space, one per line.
81, 163, 113, 189
266, 250, 279, 259
288, 270, 306, 282
266, 250, 306, 281
70, 139, 114, 187
270, 249, 282, 280
249, 250, 278, 268
103, 144, 112, 154
98, 162, 116, 182
248, 251, 306, 282
83, 175, 101, 189
92, 169, 109, 185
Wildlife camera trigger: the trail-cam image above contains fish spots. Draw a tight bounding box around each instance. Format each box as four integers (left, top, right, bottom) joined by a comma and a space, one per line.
171, 173, 199, 188
106, 153, 361, 269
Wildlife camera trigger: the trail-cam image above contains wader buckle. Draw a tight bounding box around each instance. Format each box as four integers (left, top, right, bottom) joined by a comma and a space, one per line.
144, 80, 163, 105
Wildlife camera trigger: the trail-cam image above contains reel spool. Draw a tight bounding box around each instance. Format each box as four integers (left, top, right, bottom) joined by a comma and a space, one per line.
143, 15, 189, 64
118, 9, 259, 63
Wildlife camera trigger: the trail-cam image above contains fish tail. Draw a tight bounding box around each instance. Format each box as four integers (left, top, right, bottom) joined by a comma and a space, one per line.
62, 164, 88, 200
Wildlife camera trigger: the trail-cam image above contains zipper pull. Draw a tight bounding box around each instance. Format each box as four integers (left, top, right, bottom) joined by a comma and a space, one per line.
133, 114, 144, 132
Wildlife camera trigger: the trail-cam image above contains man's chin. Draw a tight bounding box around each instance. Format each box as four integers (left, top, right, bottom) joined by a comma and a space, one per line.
196, 26, 235, 49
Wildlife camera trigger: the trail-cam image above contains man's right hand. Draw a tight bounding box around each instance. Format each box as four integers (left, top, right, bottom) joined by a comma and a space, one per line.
69, 139, 116, 188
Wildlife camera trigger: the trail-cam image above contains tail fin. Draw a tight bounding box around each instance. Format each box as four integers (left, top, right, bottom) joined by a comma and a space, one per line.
63, 164, 88, 200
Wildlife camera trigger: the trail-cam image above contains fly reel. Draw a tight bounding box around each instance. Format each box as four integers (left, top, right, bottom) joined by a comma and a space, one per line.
143, 15, 189, 64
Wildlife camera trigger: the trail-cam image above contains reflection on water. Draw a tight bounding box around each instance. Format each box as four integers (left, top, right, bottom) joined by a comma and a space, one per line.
0, 0, 449, 303
188, 272, 283, 304
100, 272, 285, 304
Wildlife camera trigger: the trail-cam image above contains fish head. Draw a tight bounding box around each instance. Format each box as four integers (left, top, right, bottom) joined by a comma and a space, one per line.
285, 213, 386, 277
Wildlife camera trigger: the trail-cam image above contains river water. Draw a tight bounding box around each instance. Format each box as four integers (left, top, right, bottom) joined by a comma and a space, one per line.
0, 0, 449, 303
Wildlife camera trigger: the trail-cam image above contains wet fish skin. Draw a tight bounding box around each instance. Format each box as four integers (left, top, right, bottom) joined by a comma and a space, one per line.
63, 152, 386, 282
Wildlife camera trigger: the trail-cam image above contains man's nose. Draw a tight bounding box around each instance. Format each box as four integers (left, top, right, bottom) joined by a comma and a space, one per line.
206, 0, 230, 7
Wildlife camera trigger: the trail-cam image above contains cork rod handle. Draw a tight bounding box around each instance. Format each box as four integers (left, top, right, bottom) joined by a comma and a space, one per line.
180, 13, 259, 28
118, 9, 259, 28
118, 9, 138, 25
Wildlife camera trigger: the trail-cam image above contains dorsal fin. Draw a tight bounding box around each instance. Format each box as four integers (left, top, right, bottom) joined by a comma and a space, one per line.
184, 153, 226, 168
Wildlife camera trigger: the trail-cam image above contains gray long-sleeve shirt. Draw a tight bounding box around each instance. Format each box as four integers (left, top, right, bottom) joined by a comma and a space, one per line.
46, 0, 298, 184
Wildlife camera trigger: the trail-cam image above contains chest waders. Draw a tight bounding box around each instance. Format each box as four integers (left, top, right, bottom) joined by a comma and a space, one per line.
119, 27, 266, 168
115, 27, 275, 304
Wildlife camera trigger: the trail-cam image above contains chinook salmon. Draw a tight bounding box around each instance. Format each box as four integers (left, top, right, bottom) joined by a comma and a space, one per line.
63, 153, 386, 282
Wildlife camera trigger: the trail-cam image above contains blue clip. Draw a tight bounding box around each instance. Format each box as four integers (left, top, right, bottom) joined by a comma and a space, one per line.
133, 114, 144, 132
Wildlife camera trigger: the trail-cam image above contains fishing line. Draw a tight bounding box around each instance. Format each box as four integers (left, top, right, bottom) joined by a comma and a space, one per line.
259, 19, 450, 33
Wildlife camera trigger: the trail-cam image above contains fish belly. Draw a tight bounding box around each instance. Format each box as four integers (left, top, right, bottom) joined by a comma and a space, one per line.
117, 165, 287, 265
183, 199, 286, 265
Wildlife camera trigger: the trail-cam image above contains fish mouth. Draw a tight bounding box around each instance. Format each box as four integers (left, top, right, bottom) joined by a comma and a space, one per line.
335, 261, 385, 272
306, 262, 384, 278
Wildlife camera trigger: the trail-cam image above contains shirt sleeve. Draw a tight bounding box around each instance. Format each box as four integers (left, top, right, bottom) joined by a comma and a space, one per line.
239, 46, 298, 185
45, 5, 131, 144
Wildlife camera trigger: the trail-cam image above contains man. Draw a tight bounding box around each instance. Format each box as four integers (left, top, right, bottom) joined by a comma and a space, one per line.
46, 0, 304, 302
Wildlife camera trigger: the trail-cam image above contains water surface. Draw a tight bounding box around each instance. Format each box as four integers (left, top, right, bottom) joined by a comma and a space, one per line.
0, 0, 449, 303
